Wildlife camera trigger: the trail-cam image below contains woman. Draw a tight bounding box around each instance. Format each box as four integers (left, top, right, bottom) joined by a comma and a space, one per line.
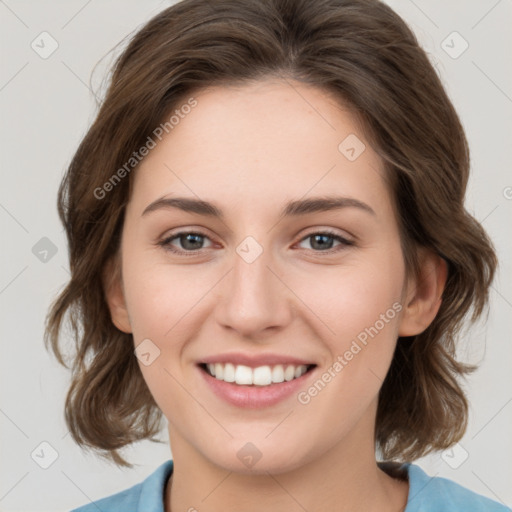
45, 0, 506, 510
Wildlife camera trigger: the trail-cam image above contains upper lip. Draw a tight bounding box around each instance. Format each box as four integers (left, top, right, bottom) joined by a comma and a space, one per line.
199, 352, 317, 368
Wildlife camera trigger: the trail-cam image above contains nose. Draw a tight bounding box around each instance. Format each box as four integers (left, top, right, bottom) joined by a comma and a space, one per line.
214, 244, 293, 339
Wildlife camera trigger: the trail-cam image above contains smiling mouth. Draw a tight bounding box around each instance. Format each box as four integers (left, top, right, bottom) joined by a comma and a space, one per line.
199, 362, 317, 386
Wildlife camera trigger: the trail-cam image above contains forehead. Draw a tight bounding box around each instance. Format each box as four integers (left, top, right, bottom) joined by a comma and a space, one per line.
130, 79, 392, 221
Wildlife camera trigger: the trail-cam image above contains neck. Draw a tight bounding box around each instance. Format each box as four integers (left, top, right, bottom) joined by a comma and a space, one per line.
164, 408, 409, 512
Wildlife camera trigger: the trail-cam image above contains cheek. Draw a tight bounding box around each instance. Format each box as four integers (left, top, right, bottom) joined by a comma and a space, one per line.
292, 274, 403, 437
123, 256, 212, 340
292, 252, 404, 394
294, 256, 403, 339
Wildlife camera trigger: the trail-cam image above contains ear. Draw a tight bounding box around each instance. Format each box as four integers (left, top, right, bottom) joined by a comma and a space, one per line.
398, 248, 448, 337
102, 254, 132, 334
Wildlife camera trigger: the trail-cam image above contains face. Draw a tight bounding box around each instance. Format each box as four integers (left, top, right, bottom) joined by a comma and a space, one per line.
107, 79, 441, 474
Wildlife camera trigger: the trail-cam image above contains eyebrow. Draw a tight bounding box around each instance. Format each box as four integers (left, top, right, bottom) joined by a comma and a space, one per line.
142, 195, 376, 219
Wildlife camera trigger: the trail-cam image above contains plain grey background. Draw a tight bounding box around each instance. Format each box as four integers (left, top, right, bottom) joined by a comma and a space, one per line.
1, 0, 511, 510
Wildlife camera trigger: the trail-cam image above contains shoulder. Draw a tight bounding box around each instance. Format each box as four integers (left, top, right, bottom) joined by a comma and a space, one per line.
404, 463, 510, 511
70, 484, 141, 512
70, 460, 174, 512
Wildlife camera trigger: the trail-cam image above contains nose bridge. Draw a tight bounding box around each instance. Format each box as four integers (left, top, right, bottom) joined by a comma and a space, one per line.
215, 237, 291, 336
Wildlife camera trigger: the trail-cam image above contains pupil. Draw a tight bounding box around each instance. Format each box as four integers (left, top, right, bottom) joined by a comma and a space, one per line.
312, 234, 333, 250
182, 234, 203, 250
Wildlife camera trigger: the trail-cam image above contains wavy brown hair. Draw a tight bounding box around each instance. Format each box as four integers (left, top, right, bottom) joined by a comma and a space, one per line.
45, 0, 497, 467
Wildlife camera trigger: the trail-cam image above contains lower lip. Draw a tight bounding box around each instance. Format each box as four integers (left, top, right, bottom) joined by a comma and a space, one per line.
198, 365, 316, 409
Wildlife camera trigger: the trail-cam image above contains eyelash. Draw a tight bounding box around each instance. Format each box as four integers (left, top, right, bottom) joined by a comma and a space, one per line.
157, 229, 354, 257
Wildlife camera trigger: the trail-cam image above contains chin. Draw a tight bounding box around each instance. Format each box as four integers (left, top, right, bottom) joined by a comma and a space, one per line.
203, 437, 309, 475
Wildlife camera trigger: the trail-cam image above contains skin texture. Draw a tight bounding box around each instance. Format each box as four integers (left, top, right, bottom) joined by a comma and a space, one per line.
105, 79, 447, 512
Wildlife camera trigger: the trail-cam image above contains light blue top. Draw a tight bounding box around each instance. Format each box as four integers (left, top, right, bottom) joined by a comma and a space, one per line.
71, 459, 510, 511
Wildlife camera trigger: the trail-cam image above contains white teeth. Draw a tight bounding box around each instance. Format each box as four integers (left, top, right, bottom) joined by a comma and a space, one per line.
223, 362, 235, 382
284, 365, 296, 381
253, 366, 272, 386
234, 365, 253, 385
214, 363, 224, 380
205, 362, 311, 386
271, 365, 285, 383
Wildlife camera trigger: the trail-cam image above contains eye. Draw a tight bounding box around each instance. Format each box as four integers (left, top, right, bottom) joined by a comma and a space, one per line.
158, 231, 213, 255
158, 229, 354, 256
296, 230, 354, 253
